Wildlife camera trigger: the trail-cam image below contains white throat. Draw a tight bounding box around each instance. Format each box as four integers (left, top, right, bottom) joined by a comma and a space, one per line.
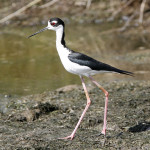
56, 26, 64, 47
55, 25, 70, 61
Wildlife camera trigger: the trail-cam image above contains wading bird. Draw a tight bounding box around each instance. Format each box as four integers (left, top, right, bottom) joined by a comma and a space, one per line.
28, 18, 133, 140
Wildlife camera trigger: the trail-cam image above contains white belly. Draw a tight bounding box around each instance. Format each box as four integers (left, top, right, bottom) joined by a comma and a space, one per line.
60, 56, 112, 76
63, 59, 91, 76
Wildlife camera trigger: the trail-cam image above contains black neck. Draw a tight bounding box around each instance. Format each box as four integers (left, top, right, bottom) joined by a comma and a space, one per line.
56, 26, 67, 48
61, 31, 66, 47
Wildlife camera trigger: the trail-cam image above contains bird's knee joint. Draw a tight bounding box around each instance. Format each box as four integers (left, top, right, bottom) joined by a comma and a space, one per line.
105, 91, 109, 97
87, 101, 91, 105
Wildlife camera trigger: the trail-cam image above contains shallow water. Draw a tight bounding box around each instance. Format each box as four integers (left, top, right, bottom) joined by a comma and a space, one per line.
0, 24, 150, 96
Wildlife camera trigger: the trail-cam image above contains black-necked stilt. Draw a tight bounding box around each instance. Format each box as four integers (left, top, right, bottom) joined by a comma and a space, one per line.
28, 18, 133, 140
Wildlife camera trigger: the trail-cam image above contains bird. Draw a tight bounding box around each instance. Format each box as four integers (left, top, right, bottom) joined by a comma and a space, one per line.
28, 17, 133, 140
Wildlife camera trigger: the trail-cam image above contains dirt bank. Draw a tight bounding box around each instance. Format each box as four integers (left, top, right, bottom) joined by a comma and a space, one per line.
1, 0, 150, 29
0, 80, 150, 149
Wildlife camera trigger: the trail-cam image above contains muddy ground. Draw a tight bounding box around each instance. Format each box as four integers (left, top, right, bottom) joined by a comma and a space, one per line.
0, 1, 150, 149
0, 80, 150, 149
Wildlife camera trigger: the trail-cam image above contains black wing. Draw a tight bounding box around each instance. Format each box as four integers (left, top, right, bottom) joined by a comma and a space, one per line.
68, 51, 133, 76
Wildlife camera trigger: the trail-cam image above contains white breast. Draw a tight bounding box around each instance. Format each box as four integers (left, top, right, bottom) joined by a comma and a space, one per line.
56, 44, 91, 76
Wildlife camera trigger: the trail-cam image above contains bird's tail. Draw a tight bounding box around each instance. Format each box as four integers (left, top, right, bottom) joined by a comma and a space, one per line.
114, 68, 134, 76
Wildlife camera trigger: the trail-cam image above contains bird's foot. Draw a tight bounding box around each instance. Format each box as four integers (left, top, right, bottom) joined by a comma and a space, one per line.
101, 129, 106, 135
58, 134, 75, 140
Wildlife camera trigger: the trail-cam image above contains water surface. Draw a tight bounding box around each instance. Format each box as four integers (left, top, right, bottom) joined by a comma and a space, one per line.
0, 24, 150, 96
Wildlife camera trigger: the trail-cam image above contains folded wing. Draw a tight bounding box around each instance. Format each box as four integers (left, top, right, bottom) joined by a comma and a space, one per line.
68, 51, 133, 76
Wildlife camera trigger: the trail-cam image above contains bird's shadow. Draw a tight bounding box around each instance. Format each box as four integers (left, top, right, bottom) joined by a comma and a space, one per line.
128, 121, 150, 133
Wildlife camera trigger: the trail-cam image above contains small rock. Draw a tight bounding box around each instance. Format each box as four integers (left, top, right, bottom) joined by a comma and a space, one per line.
22, 109, 40, 121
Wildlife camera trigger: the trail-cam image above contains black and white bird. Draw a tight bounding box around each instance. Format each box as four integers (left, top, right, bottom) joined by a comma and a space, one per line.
28, 18, 133, 140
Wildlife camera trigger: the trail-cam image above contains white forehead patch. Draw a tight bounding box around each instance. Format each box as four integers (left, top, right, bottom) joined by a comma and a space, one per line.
51, 20, 58, 24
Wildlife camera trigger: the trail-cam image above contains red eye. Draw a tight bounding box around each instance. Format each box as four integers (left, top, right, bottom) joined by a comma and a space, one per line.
51, 22, 55, 26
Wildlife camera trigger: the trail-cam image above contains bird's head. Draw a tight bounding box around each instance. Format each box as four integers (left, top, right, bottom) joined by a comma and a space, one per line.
28, 18, 64, 38
48, 18, 65, 31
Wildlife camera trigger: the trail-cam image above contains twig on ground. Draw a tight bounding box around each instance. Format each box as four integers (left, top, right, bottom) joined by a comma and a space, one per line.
39, 0, 59, 9
119, 11, 139, 32
109, 0, 135, 20
86, 0, 92, 9
139, 0, 147, 24
0, 0, 42, 24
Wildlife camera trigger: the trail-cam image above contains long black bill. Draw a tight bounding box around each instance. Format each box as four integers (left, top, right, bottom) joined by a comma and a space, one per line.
28, 27, 48, 38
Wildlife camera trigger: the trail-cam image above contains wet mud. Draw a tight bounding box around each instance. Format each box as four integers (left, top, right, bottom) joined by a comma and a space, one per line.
0, 80, 150, 149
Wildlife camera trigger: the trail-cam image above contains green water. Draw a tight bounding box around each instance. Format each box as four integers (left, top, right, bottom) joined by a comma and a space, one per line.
0, 24, 149, 96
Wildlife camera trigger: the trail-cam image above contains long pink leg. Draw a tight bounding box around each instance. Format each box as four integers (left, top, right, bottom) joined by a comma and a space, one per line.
59, 76, 91, 140
89, 76, 108, 135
